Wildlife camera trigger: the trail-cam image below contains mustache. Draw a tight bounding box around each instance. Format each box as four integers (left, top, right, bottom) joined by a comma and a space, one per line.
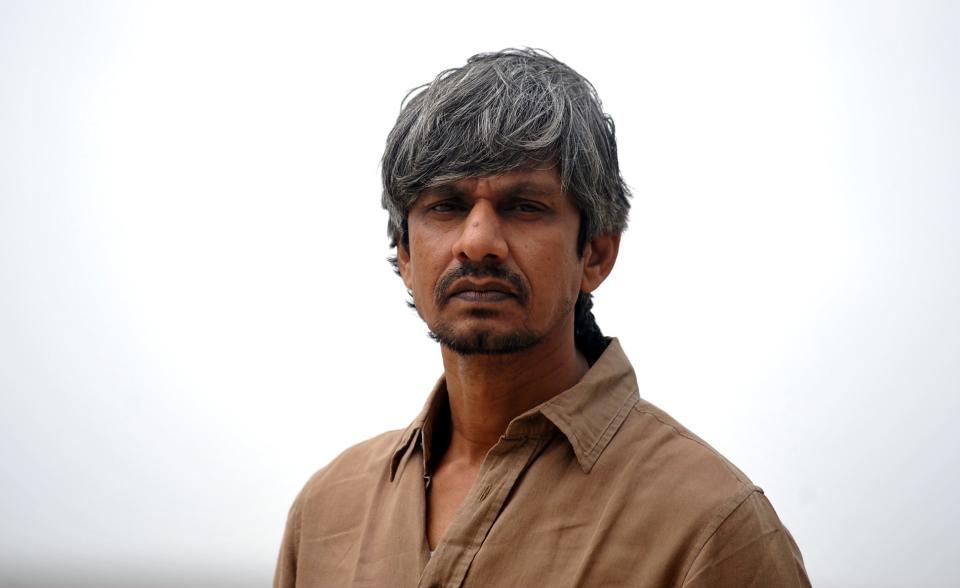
434, 263, 530, 307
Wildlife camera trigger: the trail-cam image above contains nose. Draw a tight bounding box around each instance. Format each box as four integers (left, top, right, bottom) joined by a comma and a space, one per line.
451, 200, 508, 263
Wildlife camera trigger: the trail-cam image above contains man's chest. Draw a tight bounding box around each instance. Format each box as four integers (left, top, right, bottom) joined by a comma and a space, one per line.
425, 460, 481, 552
293, 436, 706, 588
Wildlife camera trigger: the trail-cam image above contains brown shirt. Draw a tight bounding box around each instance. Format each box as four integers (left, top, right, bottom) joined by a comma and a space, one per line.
274, 339, 810, 587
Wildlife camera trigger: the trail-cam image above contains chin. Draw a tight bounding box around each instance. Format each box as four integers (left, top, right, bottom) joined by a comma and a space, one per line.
428, 324, 546, 356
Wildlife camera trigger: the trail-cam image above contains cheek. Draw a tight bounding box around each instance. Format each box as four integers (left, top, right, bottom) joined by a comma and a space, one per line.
522, 243, 584, 303
409, 234, 450, 303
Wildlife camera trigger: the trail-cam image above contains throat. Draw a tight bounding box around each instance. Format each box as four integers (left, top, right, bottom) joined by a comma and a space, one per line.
440, 336, 589, 444
425, 456, 481, 551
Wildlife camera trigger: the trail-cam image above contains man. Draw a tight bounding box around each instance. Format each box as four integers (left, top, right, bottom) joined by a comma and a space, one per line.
275, 49, 810, 587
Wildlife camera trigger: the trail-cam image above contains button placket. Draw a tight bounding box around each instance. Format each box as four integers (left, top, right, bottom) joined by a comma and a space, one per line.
418, 433, 547, 588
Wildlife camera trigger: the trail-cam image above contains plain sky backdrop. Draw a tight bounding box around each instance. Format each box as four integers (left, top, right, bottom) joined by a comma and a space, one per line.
1, 1, 958, 586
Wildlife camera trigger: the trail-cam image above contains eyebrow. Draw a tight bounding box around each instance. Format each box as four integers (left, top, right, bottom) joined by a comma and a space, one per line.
421, 183, 468, 199
501, 180, 558, 198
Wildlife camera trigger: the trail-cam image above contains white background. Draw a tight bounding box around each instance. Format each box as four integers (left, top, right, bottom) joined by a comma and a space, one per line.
1, 1, 958, 586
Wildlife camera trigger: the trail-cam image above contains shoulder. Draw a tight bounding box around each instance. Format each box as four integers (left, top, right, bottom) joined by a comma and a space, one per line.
282, 428, 410, 541
297, 428, 407, 502
681, 489, 810, 586
613, 397, 756, 495
579, 339, 755, 502
274, 429, 412, 586
589, 397, 758, 560
605, 399, 808, 585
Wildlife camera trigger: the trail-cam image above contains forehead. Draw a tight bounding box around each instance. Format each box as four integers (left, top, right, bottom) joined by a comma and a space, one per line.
419, 166, 566, 201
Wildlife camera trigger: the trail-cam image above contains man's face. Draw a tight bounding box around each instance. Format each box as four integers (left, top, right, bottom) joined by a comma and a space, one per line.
397, 166, 588, 355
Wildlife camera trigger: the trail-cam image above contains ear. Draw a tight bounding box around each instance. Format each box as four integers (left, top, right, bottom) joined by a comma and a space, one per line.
396, 238, 414, 291
580, 233, 621, 294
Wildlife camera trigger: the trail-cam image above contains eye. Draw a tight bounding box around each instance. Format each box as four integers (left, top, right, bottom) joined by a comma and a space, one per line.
509, 201, 547, 214
428, 201, 464, 214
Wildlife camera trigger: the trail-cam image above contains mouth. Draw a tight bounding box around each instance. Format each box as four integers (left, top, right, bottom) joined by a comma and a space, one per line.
434, 265, 530, 308
451, 290, 514, 303
446, 281, 518, 304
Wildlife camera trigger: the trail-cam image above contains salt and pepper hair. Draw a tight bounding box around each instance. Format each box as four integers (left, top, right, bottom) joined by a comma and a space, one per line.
381, 49, 631, 361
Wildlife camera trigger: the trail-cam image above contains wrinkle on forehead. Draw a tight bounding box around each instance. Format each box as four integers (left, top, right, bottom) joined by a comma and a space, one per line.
420, 168, 565, 202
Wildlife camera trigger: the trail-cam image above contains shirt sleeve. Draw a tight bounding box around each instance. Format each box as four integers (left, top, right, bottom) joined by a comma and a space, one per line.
681, 490, 811, 588
273, 488, 305, 588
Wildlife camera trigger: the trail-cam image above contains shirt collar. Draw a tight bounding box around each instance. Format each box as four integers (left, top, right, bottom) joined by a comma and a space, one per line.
389, 375, 446, 482
389, 338, 639, 480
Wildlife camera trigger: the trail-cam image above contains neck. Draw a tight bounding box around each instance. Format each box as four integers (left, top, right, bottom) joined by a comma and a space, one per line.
438, 325, 589, 466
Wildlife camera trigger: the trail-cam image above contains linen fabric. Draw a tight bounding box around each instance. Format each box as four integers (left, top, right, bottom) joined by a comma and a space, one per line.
274, 339, 810, 587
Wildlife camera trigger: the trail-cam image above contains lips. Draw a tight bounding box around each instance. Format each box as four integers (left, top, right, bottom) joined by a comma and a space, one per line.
447, 281, 517, 303
434, 264, 530, 307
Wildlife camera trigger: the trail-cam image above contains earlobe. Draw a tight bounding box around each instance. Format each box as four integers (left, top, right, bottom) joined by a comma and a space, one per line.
580, 233, 621, 293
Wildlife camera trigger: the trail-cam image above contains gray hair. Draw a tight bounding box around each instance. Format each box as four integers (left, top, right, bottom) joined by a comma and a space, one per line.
381, 48, 631, 248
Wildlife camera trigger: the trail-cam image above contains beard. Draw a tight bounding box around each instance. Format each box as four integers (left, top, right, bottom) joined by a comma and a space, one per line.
420, 261, 575, 356
426, 294, 577, 357
425, 262, 539, 355
428, 314, 547, 355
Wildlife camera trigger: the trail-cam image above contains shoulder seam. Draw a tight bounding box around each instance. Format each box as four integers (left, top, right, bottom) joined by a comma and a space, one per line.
633, 404, 753, 488
677, 486, 762, 586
